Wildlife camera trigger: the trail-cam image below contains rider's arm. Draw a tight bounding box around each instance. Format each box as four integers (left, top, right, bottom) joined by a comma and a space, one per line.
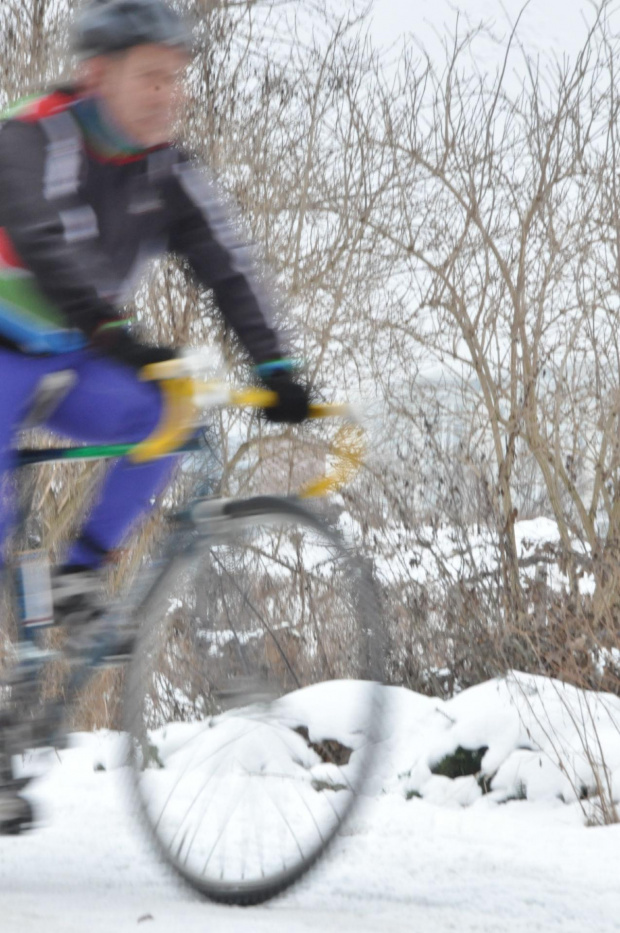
165, 158, 283, 366
0, 119, 119, 337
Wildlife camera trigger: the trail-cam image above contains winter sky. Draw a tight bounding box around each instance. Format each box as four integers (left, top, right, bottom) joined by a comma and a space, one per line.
371, 0, 620, 65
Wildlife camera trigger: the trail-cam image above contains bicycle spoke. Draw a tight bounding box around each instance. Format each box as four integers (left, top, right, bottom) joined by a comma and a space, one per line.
124, 497, 383, 904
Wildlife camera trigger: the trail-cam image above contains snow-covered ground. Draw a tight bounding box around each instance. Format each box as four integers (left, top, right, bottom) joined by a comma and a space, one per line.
3, 3, 620, 929
4, 675, 620, 933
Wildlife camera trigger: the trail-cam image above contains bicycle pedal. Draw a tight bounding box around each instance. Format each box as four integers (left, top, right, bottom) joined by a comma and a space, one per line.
65, 619, 136, 667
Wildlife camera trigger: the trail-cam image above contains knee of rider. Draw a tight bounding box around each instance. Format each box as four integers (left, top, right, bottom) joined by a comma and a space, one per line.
124, 380, 164, 443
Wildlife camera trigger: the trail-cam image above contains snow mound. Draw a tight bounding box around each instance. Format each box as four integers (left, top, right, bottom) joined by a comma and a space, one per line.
46, 672, 620, 818
388, 673, 620, 811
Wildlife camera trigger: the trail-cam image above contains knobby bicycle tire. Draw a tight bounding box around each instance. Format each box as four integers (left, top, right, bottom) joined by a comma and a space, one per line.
122, 495, 384, 905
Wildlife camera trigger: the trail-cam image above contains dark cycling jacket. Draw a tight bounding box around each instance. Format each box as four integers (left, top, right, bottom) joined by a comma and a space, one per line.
0, 88, 281, 362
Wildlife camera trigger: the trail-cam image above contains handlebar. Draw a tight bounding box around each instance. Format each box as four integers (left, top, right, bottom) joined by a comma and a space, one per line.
133, 361, 366, 499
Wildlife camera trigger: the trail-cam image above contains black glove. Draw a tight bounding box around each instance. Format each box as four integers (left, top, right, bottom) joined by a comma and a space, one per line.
258, 365, 311, 424
91, 322, 177, 371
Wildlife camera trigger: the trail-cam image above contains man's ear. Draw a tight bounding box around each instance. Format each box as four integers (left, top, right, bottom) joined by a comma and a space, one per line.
74, 56, 107, 94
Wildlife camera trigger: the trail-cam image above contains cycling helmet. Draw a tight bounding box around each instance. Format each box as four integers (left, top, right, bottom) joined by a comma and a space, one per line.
72, 0, 194, 58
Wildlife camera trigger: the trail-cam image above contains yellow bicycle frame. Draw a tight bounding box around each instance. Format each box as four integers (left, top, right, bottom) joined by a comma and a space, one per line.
132, 365, 365, 498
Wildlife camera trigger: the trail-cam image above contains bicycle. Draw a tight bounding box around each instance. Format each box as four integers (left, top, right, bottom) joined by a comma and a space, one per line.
1, 361, 384, 905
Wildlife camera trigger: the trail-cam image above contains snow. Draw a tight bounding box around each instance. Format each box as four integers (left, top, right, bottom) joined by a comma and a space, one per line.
3, 675, 620, 931
357, 511, 564, 590
262, 674, 620, 811
3, 2, 620, 929
384, 674, 620, 809
357, 511, 595, 602
6, 774, 620, 932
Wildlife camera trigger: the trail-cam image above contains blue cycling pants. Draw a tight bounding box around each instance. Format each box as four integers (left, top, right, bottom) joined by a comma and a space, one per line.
0, 346, 175, 567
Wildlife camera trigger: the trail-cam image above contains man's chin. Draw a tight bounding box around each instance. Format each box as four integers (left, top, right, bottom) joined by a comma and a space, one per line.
135, 124, 171, 148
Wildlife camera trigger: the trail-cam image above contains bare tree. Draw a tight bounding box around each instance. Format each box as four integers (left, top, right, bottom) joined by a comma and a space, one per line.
362, 3, 620, 704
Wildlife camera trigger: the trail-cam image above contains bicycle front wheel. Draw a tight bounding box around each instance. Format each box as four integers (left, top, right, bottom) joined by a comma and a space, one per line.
123, 496, 384, 905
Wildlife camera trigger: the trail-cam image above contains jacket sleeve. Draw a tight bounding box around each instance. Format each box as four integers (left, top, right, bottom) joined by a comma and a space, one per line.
165, 157, 282, 366
0, 119, 120, 336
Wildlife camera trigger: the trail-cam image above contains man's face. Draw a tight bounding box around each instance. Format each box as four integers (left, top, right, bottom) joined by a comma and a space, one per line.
83, 44, 189, 147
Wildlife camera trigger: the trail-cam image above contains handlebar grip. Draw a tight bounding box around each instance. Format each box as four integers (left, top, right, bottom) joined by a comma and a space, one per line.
231, 392, 353, 421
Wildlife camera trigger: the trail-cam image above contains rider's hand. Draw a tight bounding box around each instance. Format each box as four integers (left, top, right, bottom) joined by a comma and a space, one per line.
256, 361, 311, 424
91, 322, 177, 371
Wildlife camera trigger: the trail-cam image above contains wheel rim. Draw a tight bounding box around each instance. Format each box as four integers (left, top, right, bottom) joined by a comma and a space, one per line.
124, 500, 383, 900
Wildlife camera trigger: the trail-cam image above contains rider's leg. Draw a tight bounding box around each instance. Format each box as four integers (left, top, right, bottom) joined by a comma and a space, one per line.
65, 456, 174, 567
0, 347, 174, 563
0, 349, 75, 831
0, 347, 175, 664
0, 348, 66, 557
41, 352, 177, 659
0, 348, 176, 831
45, 351, 176, 568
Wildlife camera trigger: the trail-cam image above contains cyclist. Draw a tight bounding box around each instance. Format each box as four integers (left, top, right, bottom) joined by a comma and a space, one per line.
0, 0, 309, 832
